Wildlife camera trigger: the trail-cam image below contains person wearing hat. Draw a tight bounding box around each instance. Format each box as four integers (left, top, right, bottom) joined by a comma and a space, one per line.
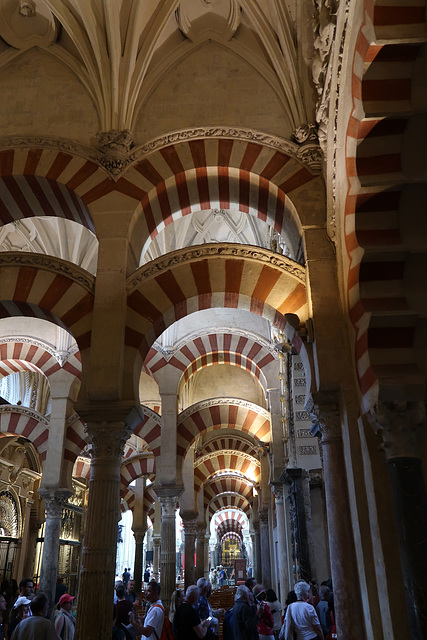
54, 594, 75, 640
7, 597, 31, 639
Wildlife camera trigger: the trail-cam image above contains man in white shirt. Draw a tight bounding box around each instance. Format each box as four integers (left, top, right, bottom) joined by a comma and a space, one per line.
129, 581, 164, 640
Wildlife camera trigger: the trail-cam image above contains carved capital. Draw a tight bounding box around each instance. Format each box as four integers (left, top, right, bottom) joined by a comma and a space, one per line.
96, 129, 135, 175
307, 393, 341, 444
39, 488, 72, 519
183, 520, 197, 536
258, 511, 269, 526
86, 422, 131, 459
252, 521, 260, 533
157, 494, 179, 518
153, 537, 161, 548
368, 401, 426, 460
196, 524, 206, 540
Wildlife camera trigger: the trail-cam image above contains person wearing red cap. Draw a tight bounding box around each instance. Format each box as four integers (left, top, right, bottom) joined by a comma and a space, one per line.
54, 594, 75, 640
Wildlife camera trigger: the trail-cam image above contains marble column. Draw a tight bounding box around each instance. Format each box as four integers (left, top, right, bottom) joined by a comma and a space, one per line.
369, 401, 427, 640
133, 530, 146, 591
152, 537, 161, 581
182, 516, 197, 589
253, 520, 262, 584
310, 395, 364, 640
272, 485, 290, 606
285, 468, 313, 582
158, 494, 179, 613
204, 536, 210, 578
259, 511, 271, 588
15, 497, 33, 581
38, 489, 71, 607
75, 421, 130, 640
195, 524, 206, 580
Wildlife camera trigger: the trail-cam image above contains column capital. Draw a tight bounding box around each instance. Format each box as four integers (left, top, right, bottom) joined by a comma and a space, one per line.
195, 524, 206, 539
38, 488, 72, 518
368, 401, 426, 460
306, 392, 341, 443
157, 493, 180, 518
271, 483, 285, 503
259, 511, 269, 525
152, 537, 161, 548
86, 421, 131, 459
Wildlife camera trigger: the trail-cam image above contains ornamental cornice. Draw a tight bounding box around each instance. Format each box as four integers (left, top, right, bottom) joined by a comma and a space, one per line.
0, 252, 95, 293
128, 244, 306, 292
0, 336, 78, 366
178, 397, 270, 424
195, 450, 261, 467
0, 404, 48, 426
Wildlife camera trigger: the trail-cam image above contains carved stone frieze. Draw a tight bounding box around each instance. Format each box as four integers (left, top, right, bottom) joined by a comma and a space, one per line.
96, 129, 135, 176
178, 397, 270, 423
85, 422, 131, 459
368, 401, 426, 460
298, 445, 318, 455
128, 244, 306, 292
0, 252, 95, 293
0, 336, 78, 366
0, 404, 48, 425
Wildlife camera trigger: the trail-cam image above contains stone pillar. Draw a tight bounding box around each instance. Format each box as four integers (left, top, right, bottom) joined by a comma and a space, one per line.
195, 524, 206, 580
15, 497, 33, 581
210, 545, 215, 571
253, 520, 262, 584
285, 468, 313, 582
158, 493, 179, 613
75, 421, 130, 640
369, 401, 427, 640
204, 536, 210, 578
38, 489, 71, 607
132, 477, 146, 591
182, 515, 197, 589
272, 485, 290, 606
133, 530, 145, 591
152, 537, 161, 581
259, 511, 271, 588
310, 396, 364, 640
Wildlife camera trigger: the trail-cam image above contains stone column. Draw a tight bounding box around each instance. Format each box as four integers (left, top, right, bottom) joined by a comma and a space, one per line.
204, 535, 210, 578
310, 395, 364, 640
182, 515, 197, 589
210, 545, 215, 571
369, 401, 427, 640
38, 489, 71, 607
195, 524, 206, 580
285, 468, 313, 582
15, 497, 33, 581
133, 529, 146, 591
152, 537, 161, 581
253, 520, 262, 584
272, 485, 290, 606
158, 493, 179, 613
259, 511, 271, 588
75, 421, 130, 640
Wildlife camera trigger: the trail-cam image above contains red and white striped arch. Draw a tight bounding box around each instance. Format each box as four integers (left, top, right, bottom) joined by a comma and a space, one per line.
208, 493, 252, 518
125, 245, 307, 366
0, 406, 49, 461
197, 435, 259, 460
194, 452, 260, 494
0, 341, 82, 380
221, 531, 242, 544
343, 0, 427, 411
120, 454, 156, 487
133, 167, 302, 256
215, 510, 247, 538
177, 400, 270, 459
0, 261, 94, 350
131, 406, 162, 457
73, 455, 91, 481
64, 416, 87, 465
204, 475, 254, 511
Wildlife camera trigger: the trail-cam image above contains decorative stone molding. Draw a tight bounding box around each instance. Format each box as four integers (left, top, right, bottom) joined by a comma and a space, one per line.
128, 244, 306, 292
0, 0, 58, 49
297, 429, 312, 438
158, 494, 180, 518
298, 445, 318, 455
178, 397, 270, 424
19, 1, 36, 17
0, 404, 48, 425
96, 129, 135, 175
0, 336, 78, 366
134, 126, 322, 175
85, 422, 131, 459
177, 0, 240, 42
307, 393, 341, 444
39, 488, 72, 519
368, 401, 426, 460
0, 252, 95, 293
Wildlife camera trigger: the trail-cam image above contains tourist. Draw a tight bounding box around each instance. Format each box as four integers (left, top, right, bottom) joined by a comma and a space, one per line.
114, 584, 133, 631
168, 589, 183, 624
280, 581, 324, 640
196, 577, 224, 638
315, 586, 332, 638
7, 597, 31, 639
16, 581, 34, 604
54, 578, 67, 605
10, 593, 57, 640
128, 580, 165, 639
143, 568, 150, 585
54, 594, 75, 640
253, 585, 274, 640
233, 585, 260, 640
265, 589, 282, 639
122, 569, 131, 589
125, 580, 139, 605
0, 595, 6, 640
174, 585, 210, 639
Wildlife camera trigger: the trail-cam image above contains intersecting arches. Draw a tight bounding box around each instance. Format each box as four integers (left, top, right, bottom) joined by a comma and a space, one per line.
203, 474, 255, 513
194, 450, 261, 494
125, 243, 307, 397
207, 493, 252, 519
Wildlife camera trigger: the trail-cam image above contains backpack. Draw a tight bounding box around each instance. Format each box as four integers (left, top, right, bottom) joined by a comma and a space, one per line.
152, 604, 174, 640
